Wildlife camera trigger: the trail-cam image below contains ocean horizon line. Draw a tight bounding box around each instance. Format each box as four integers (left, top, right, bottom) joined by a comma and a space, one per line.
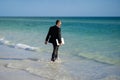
0, 16, 120, 18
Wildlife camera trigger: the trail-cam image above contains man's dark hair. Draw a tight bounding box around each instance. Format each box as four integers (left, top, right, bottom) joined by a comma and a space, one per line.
56, 20, 60, 25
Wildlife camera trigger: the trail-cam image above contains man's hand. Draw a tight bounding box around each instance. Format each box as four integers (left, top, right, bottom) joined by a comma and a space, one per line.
45, 41, 48, 45
59, 42, 63, 46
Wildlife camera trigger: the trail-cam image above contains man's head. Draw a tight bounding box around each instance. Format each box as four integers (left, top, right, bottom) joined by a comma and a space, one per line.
56, 20, 62, 27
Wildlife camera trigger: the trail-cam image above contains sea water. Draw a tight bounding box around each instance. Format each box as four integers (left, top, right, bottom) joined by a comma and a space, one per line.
0, 17, 120, 80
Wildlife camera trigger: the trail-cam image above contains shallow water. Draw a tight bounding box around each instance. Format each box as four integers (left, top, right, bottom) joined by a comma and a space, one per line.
0, 17, 120, 80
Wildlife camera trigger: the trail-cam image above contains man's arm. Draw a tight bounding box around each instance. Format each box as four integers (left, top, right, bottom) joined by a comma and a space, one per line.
45, 27, 51, 44
58, 28, 62, 44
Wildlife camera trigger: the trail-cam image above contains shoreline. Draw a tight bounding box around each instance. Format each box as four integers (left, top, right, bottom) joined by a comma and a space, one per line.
0, 44, 120, 80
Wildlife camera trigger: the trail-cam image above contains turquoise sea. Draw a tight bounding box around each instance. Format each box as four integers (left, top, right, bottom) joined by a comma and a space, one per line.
0, 17, 120, 80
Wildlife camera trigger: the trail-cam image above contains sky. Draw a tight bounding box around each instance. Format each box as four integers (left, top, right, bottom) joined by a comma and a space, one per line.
0, 0, 120, 17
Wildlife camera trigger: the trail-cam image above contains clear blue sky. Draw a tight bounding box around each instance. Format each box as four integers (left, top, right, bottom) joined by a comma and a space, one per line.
0, 0, 120, 17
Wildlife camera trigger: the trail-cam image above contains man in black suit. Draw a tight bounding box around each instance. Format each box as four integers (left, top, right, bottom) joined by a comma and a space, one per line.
45, 20, 62, 62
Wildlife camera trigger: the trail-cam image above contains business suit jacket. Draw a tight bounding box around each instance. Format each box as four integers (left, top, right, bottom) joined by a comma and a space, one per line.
45, 25, 62, 44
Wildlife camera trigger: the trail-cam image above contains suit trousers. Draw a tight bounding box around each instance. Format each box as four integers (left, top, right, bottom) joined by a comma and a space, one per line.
51, 43, 59, 61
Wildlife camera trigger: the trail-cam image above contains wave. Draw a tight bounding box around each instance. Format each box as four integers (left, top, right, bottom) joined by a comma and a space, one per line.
78, 53, 120, 65
15, 43, 38, 51
100, 75, 120, 80
5, 59, 73, 80
0, 38, 38, 51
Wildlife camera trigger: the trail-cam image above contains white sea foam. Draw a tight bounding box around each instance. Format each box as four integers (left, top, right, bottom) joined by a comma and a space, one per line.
15, 43, 38, 51
0, 38, 38, 51
0, 38, 8, 44
0, 38, 15, 47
